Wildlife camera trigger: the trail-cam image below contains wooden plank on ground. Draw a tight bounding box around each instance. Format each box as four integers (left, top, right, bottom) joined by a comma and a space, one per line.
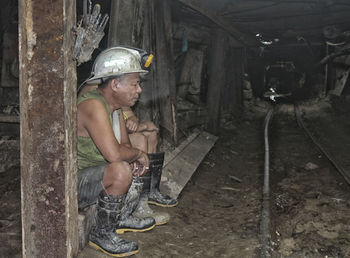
163, 129, 200, 167
160, 131, 218, 199
329, 67, 350, 96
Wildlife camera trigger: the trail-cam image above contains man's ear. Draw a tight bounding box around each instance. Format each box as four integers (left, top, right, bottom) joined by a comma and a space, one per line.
111, 78, 120, 91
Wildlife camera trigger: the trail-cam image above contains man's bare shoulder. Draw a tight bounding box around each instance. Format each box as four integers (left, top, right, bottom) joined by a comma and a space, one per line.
78, 98, 105, 111
78, 98, 109, 122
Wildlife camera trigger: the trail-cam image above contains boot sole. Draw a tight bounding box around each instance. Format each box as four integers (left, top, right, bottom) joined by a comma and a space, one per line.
147, 200, 178, 208
116, 223, 155, 234
155, 219, 169, 226
133, 213, 170, 226
88, 241, 139, 257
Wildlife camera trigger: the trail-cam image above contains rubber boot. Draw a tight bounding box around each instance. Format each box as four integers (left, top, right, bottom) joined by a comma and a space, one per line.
116, 176, 156, 234
133, 173, 170, 225
148, 152, 178, 207
89, 192, 139, 257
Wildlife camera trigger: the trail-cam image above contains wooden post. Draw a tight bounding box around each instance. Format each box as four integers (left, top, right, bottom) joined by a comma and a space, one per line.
108, 0, 155, 122
18, 0, 78, 257
223, 47, 245, 115
154, 0, 178, 144
206, 29, 227, 134
108, 0, 144, 47
108, 0, 177, 144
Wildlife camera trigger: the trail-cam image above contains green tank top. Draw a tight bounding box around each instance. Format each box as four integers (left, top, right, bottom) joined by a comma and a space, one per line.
77, 88, 119, 170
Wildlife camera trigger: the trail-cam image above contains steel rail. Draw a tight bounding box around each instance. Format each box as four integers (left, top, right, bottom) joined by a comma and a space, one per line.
295, 104, 350, 185
259, 103, 349, 258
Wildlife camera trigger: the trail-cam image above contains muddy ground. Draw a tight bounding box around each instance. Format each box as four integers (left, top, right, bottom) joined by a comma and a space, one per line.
1, 99, 350, 258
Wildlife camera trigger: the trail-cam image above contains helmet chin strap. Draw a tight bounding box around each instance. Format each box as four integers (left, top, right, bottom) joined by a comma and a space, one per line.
77, 78, 89, 95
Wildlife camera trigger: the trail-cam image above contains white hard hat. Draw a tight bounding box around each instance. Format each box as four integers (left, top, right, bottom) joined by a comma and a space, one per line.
86, 47, 149, 84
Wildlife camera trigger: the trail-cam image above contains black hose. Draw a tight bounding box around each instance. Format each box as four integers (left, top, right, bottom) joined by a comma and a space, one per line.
260, 107, 274, 257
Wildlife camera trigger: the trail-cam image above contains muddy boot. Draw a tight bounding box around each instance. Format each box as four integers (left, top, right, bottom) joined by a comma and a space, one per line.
148, 152, 178, 207
89, 192, 139, 257
133, 174, 170, 225
116, 176, 156, 234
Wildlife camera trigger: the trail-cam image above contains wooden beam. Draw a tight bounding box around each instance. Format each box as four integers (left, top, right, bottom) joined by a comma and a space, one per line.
206, 29, 227, 134
108, 0, 144, 47
173, 22, 212, 45
177, 0, 257, 46
222, 48, 245, 115
108, 0, 156, 123
154, 0, 178, 144
19, 0, 78, 257
108, 0, 178, 144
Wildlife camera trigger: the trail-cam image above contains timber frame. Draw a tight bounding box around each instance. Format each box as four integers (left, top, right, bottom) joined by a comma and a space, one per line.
16, 0, 250, 256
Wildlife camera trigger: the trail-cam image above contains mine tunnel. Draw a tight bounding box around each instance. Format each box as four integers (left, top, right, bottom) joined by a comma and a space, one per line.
1, 0, 350, 257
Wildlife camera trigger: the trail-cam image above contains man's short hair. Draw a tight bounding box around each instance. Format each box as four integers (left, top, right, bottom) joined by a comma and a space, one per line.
98, 74, 126, 89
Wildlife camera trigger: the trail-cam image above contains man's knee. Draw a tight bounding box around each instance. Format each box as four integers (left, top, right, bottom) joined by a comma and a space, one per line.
148, 130, 158, 144
130, 133, 148, 152
104, 161, 132, 188
147, 131, 158, 152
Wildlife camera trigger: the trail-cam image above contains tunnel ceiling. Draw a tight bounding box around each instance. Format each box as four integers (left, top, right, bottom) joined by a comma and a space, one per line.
174, 0, 350, 46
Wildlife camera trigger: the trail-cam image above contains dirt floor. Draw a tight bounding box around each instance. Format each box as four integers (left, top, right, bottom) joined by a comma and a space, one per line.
2, 98, 350, 258
269, 102, 350, 258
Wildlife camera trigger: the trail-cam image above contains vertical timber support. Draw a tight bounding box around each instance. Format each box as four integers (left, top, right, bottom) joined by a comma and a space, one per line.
223, 47, 245, 115
108, 0, 144, 47
154, 0, 177, 144
19, 0, 78, 257
109, 0, 177, 144
206, 29, 227, 134
108, 0, 155, 122
233, 48, 245, 112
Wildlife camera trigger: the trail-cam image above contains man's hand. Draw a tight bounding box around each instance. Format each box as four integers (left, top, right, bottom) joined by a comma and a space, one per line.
136, 121, 159, 133
125, 116, 139, 133
131, 151, 149, 177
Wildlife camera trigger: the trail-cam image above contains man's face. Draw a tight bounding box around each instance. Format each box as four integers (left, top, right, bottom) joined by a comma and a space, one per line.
115, 73, 142, 107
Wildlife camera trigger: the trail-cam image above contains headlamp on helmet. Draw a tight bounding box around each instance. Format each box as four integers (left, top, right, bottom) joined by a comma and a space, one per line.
122, 46, 154, 70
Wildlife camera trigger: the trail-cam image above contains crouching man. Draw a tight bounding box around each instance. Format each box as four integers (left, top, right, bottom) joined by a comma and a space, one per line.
77, 47, 155, 256
115, 107, 178, 227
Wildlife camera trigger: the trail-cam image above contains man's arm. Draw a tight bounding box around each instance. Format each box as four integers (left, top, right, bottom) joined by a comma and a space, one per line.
122, 107, 139, 133
121, 107, 159, 133
121, 106, 135, 120
78, 99, 147, 165
118, 109, 132, 147
136, 121, 159, 133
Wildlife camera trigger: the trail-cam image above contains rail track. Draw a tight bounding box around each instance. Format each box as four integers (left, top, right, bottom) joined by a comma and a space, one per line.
260, 103, 350, 257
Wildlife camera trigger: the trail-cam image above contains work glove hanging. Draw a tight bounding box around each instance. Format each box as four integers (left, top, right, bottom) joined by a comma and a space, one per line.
72, 0, 109, 65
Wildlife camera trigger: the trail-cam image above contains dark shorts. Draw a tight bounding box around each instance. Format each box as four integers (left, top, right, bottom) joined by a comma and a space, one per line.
77, 164, 107, 209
